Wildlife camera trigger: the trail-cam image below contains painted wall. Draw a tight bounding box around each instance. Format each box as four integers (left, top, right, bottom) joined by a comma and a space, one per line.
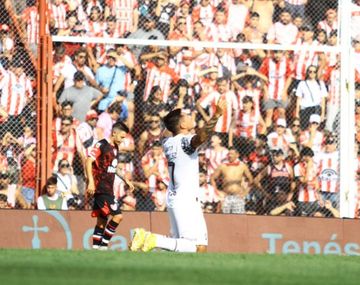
1, 210, 359, 255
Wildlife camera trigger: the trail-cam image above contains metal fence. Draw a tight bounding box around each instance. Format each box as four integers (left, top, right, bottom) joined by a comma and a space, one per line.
1, 0, 360, 218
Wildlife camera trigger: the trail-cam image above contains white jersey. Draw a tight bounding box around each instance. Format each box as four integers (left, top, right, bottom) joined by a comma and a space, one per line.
162, 134, 199, 208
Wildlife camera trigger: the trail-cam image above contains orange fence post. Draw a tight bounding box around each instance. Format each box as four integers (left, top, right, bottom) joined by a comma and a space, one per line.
36, 0, 52, 199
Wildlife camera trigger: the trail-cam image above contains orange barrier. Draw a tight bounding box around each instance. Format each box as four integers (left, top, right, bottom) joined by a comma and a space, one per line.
1, 210, 359, 255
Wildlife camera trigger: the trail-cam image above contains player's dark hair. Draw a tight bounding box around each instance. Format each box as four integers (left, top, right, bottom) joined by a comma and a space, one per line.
163, 109, 182, 133
112, 121, 130, 133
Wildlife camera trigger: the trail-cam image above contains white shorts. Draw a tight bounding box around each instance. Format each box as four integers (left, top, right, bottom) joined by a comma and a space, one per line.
168, 202, 208, 246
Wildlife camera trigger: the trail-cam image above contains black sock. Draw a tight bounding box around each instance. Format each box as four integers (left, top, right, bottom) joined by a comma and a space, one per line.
101, 220, 119, 247
92, 226, 104, 248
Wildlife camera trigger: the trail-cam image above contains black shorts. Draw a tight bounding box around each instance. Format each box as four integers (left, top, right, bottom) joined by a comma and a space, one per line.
91, 193, 122, 218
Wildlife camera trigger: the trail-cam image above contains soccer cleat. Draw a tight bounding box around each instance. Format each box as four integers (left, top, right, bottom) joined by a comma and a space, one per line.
129, 228, 147, 252
98, 245, 108, 251
141, 232, 157, 252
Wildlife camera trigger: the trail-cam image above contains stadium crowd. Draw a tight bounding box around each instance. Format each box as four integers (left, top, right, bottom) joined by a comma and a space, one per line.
0, 0, 360, 218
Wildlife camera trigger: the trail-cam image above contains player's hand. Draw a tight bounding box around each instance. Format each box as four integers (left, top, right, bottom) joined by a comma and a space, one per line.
87, 180, 95, 196
215, 98, 226, 117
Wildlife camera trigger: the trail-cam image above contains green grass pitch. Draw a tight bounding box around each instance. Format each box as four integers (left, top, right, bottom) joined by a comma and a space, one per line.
0, 249, 359, 285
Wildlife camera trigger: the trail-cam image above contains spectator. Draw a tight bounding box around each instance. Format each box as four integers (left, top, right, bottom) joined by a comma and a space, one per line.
77, 110, 100, 156
267, 8, 298, 45
0, 59, 33, 138
292, 15, 304, 30
205, 134, 229, 178
246, 134, 270, 177
96, 102, 122, 140
317, 135, 339, 211
293, 25, 325, 82
227, 0, 249, 40
141, 140, 169, 194
0, 170, 27, 209
53, 100, 80, 131
155, 0, 178, 38
51, 115, 85, 172
118, 130, 135, 174
288, 117, 301, 146
199, 168, 221, 213
267, 118, 297, 156
166, 79, 196, 117
252, 0, 275, 34
197, 77, 238, 145
314, 28, 328, 45
294, 147, 321, 217
20, 143, 36, 208
232, 71, 267, 114
295, 65, 328, 130
168, 16, 191, 41
285, 0, 307, 18
170, 0, 193, 40
58, 71, 103, 122
0, 132, 21, 184
317, 8, 338, 38
258, 50, 293, 128
84, 6, 106, 37
95, 50, 130, 112
53, 44, 73, 85
48, 0, 68, 33
192, 0, 215, 29
243, 12, 264, 44
37, 176, 68, 210
152, 178, 168, 212
208, 8, 232, 42
54, 48, 97, 95
299, 114, 325, 157
255, 148, 294, 213
55, 159, 80, 201
138, 113, 162, 156
128, 14, 165, 59
233, 95, 266, 143
104, 0, 139, 35
142, 50, 179, 103
21, 0, 39, 55
57, 14, 79, 36
0, 24, 14, 60
210, 147, 253, 214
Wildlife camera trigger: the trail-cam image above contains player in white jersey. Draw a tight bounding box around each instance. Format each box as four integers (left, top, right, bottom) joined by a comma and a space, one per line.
130, 99, 226, 253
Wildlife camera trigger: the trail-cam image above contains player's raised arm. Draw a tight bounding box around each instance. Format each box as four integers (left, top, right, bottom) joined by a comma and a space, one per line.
191, 99, 226, 149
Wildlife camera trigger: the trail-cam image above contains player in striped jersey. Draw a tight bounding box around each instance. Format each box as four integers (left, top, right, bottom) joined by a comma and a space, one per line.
130, 99, 226, 253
